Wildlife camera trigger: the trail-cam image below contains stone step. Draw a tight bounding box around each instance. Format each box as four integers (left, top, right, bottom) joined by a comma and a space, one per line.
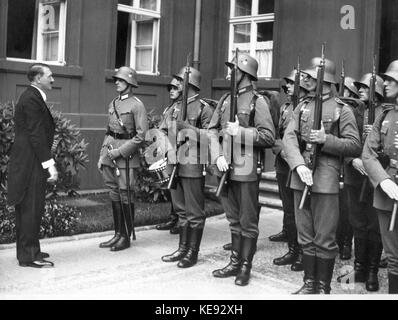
259, 194, 282, 209
261, 171, 277, 181
259, 181, 279, 193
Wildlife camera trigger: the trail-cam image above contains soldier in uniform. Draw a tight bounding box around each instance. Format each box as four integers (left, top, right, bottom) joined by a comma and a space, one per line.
336, 74, 385, 291
155, 78, 182, 235
97, 66, 148, 251
160, 67, 215, 268
335, 76, 360, 261
208, 53, 275, 286
362, 60, 398, 294
272, 69, 309, 272
283, 57, 361, 294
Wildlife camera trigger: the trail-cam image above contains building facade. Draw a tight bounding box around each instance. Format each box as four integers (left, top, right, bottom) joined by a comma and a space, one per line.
0, 0, 393, 190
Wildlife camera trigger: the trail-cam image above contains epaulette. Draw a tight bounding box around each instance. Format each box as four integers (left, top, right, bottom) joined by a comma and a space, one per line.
381, 103, 396, 112
335, 97, 365, 109
199, 98, 218, 109
133, 96, 143, 104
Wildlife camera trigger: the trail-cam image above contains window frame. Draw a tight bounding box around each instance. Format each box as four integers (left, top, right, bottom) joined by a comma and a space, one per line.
228, 0, 274, 78
6, 0, 67, 66
117, 0, 161, 75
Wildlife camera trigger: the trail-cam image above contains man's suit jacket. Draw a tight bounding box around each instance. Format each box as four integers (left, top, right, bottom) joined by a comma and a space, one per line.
7, 86, 55, 206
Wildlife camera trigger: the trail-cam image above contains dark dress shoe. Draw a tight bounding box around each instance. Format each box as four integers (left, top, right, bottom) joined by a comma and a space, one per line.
223, 243, 232, 251
156, 220, 177, 231
268, 230, 288, 242
39, 252, 50, 259
19, 260, 54, 268
169, 225, 179, 234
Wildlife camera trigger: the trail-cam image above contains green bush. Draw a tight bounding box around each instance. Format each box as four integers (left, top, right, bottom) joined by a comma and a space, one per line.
0, 101, 86, 243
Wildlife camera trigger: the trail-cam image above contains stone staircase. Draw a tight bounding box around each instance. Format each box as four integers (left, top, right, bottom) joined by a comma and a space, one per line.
259, 171, 282, 209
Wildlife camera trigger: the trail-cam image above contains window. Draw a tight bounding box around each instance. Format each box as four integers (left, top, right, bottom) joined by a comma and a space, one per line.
6, 0, 67, 64
116, 0, 161, 74
229, 0, 274, 77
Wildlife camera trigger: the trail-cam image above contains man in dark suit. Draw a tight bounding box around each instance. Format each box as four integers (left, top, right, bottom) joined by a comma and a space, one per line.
7, 63, 58, 268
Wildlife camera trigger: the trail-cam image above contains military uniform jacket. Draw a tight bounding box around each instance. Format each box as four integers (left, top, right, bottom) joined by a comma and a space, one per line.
208, 86, 275, 182
159, 95, 214, 178
272, 97, 306, 174
99, 92, 148, 169
283, 94, 361, 194
363, 104, 398, 211
344, 100, 383, 186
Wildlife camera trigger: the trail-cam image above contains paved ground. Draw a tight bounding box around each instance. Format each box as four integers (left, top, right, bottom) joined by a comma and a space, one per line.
0, 207, 392, 299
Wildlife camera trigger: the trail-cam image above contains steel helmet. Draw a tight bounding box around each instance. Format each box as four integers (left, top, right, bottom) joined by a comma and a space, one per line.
353, 73, 384, 98
382, 60, 398, 83
113, 66, 138, 88
173, 67, 201, 91
282, 69, 309, 93
337, 76, 359, 98
226, 53, 258, 81
301, 57, 337, 84
167, 78, 182, 92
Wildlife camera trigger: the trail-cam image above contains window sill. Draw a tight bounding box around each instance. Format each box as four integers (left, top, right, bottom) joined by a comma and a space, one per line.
104, 69, 171, 85
212, 78, 281, 90
0, 59, 84, 79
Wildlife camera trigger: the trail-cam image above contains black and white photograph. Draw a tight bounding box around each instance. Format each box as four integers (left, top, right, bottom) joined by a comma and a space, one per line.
0, 0, 398, 308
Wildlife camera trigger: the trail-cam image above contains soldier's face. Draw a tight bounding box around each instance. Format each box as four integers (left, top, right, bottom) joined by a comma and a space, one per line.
358, 85, 369, 102
343, 88, 352, 98
115, 78, 129, 93
384, 78, 398, 99
169, 85, 182, 100
286, 81, 294, 96
301, 73, 316, 92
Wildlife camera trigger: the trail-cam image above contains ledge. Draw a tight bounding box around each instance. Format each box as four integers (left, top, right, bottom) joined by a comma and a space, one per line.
0, 59, 84, 78
104, 69, 171, 85
212, 77, 282, 91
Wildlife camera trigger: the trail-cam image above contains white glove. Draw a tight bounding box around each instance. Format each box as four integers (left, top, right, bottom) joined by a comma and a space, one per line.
225, 115, 240, 136
380, 179, 398, 201
47, 164, 58, 183
216, 156, 229, 172
296, 165, 313, 186
352, 158, 367, 176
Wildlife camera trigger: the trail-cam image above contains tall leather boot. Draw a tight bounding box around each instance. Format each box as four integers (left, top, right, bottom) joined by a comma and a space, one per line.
316, 257, 335, 294
388, 273, 398, 294
293, 255, 317, 294
365, 240, 383, 292
178, 227, 204, 268
162, 225, 189, 262
291, 246, 304, 271
110, 203, 132, 251
235, 236, 257, 286
213, 232, 241, 278
99, 201, 121, 248
337, 237, 368, 283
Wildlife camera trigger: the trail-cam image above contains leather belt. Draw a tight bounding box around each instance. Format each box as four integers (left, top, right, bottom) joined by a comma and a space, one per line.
106, 130, 133, 140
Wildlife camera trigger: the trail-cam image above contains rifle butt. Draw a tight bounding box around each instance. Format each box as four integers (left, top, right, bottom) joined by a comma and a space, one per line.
299, 185, 309, 210
167, 165, 178, 190
389, 201, 398, 232
216, 171, 228, 197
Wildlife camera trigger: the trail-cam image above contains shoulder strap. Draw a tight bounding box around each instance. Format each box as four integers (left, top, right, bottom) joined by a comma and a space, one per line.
112, 98, 128, 132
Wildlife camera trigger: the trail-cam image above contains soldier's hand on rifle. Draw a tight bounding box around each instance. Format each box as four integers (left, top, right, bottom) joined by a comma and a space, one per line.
225, 115, 240, 136
176, 120, 192, 131
296, 165, 313, 186
108, 148, 121, 160
352, 158, 367, 176
216, 155, 229, 172
310, 121, 326, 144
380, 179, 398, 201
363, 124, 373, 136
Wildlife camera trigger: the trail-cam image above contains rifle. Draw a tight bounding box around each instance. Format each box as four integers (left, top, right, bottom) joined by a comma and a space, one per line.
292, 56, 301, 111
167, 53, 191, 190
215, 48, 239, 197
338, 60, 345, 189
390, 171, 398, 231
298, 43, 326, 210
359, 54, 377, 202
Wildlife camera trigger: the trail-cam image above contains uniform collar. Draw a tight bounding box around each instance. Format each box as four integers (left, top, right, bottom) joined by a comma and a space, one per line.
119, 92, 133, 101
238, 85, 253, 96
31, 84, 47, 102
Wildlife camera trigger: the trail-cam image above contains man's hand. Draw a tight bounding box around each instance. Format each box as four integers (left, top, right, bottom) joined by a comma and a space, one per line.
309, 121, 326, 144
352, 158, 367, 176
216, 156, 229, 172
225, 115, 240, 137
107, 148, 121, 161
47, 164, 58, 183
380, 179, 398, 201
176, 120, 191, 131
296, 165, 313, 186
363, 124, 373, 136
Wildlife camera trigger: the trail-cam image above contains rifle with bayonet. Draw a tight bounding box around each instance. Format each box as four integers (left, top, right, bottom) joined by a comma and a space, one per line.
167, 53, 191, 190
298, 44, 326, 210
215, 48, 239, 197
338, 60, 345, 190
359, 55, 377, 202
